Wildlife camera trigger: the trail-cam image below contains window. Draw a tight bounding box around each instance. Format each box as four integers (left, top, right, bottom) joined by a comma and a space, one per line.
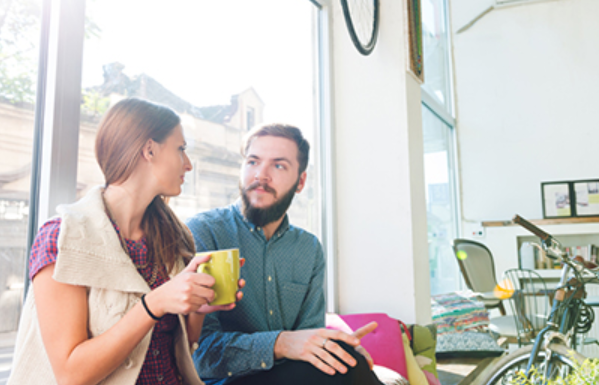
0, 0, 42, 331
422, 105, 460, 295
421, 0, 460, 294
1, 0, 326, 341
78, 0, 321, 235
421, 0, 453, 114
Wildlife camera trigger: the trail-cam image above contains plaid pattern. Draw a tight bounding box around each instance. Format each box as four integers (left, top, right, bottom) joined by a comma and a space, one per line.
29, 218, 182, 385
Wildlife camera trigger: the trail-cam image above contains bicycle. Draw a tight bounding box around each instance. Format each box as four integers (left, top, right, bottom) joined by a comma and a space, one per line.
480, 214, 599, 384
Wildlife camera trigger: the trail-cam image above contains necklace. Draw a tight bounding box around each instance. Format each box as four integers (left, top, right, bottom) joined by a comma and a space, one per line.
101, 191, 159, 286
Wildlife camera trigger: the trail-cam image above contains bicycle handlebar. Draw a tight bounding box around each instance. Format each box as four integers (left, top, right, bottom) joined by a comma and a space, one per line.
513, 214, 552, 242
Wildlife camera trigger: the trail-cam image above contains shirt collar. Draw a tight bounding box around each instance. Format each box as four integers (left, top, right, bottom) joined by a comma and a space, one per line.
233, 199, 290, 238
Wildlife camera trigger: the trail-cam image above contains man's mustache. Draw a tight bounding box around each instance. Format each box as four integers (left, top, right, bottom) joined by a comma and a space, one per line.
245, 181, 277, 197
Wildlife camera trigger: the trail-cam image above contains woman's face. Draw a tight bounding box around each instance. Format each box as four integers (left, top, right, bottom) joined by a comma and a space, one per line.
149, 124, 192, 197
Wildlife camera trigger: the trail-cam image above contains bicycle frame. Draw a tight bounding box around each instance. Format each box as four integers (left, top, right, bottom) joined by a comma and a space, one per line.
525, 261, 577, 375
522, 240, 597, 377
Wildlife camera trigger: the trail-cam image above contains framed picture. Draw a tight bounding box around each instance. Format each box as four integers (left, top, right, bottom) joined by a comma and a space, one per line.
573, 179, 599, 217
541, 181, 574, 218
405, 0, 423, 83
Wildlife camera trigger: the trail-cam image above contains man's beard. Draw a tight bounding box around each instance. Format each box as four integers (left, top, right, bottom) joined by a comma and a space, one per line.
241, 180, 299, 227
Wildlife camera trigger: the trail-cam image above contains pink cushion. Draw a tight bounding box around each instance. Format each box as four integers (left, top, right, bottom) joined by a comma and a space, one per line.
326, 313, 408, 379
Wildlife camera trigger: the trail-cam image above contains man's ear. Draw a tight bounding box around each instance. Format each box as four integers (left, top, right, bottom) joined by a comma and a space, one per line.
295, 171, 308, 193
141, 139, 155, 161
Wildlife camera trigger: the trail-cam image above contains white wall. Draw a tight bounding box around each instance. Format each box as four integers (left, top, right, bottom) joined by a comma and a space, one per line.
329, 0, 431, 324
451, 0, 599, 224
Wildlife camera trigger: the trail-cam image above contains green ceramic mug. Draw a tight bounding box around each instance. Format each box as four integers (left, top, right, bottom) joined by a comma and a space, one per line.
196, 248, 240, 305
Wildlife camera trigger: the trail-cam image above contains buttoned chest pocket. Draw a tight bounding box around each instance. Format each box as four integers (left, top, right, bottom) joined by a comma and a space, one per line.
280, 282, 308, 329
88, 289, 137, 336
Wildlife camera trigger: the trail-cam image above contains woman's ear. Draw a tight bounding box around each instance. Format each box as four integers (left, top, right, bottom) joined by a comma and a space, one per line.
141, 139, 155, 161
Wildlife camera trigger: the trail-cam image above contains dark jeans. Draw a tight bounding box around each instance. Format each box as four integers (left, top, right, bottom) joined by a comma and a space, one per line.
228, 341, 385, 385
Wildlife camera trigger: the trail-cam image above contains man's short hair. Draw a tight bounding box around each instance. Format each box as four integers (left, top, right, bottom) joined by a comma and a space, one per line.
242, 123, 310, 174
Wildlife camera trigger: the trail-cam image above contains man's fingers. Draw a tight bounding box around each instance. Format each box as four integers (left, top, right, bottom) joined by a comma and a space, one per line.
322, 340, 357, 368
322, 329, 360, 347
352, 321, 378, 339
306, 354, 336, 376
314, 346, 349, 374
235, 290, 244, 302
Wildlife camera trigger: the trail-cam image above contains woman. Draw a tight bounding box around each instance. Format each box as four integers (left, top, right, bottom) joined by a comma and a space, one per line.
9, 98, 241, 385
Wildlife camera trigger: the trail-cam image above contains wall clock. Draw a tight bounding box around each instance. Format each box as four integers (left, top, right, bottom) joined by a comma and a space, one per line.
340, 0, 380, 56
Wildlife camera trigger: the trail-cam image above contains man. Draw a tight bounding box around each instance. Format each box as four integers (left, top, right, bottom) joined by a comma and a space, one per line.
186, 123, 383, 385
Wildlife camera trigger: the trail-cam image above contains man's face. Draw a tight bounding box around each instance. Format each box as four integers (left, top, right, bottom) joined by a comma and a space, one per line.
240, 135, 307, 226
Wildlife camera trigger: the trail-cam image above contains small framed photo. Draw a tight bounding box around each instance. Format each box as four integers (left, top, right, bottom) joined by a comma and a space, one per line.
541, 181, 574, 218
573, 179, 599, 217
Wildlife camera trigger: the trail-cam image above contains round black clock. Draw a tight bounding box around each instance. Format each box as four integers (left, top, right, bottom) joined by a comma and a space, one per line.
340, 0, 380, 56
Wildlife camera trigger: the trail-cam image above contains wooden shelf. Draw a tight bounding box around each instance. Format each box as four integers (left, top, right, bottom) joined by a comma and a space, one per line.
482, 217, 599, 227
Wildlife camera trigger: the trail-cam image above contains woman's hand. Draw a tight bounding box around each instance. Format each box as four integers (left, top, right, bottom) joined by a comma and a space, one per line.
145, 253, 217, 317
196, 277, 246, 314
196, 257, 246, 314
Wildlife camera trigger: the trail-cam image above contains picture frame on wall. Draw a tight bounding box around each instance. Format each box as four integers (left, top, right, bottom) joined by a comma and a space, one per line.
405, 0, 424, 83
542, 181, 574, 218
573, 179, 599, 217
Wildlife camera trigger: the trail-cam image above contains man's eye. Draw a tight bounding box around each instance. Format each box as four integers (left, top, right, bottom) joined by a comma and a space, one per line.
275, 164, 285, 170
248, 160, 256, 166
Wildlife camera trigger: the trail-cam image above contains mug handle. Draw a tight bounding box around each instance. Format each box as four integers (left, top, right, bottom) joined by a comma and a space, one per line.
198, 263, 210, 275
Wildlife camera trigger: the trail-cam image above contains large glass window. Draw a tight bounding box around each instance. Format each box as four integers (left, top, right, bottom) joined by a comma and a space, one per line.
421, 0, 459, 294
0, 0, 42, 332
421, 0, 453, 113
78, 0, 321, 235
422, 106, 459, 295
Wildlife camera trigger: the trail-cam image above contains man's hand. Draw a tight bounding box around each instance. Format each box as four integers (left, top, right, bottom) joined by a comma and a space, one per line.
273, 321, 378, 375
352, 322, 377, 370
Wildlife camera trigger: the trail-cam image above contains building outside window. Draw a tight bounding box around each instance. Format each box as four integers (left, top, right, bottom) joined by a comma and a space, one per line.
78, 0, 321, 231
0, 0, 42, 333
246, 106, 255, 130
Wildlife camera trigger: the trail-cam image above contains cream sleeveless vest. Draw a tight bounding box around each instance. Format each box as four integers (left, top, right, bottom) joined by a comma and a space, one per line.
8, 186, 203, 385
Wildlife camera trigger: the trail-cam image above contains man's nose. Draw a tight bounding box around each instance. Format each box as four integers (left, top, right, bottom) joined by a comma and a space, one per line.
254, 165, 271, 181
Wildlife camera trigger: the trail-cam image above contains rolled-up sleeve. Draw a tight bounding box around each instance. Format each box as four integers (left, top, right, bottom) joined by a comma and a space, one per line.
194, 313, 281, 380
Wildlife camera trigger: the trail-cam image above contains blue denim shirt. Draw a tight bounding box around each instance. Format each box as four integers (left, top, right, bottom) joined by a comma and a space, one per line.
185, 202, 325, 385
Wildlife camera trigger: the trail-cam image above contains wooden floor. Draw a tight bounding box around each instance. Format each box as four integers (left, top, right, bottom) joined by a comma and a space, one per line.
437, 355, 503, 385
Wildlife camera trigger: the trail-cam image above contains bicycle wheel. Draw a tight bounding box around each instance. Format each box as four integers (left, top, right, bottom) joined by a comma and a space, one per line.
479, 343, 585, 384
340, 0, 379, 55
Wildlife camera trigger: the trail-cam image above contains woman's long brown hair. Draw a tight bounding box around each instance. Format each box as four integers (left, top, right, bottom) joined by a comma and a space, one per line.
95, 98, 195, 277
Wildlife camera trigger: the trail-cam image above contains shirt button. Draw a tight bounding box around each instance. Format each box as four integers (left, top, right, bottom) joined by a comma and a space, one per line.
250, 228, 254, 232
261, 362, 267, 369
228, 372, 233, 377
268, 276, 272, 282
269, 310, 273, 315
257, 227, 261, 231
153, 349, 160, 356
192, 342, 199, 351
157, 374, 164, 381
